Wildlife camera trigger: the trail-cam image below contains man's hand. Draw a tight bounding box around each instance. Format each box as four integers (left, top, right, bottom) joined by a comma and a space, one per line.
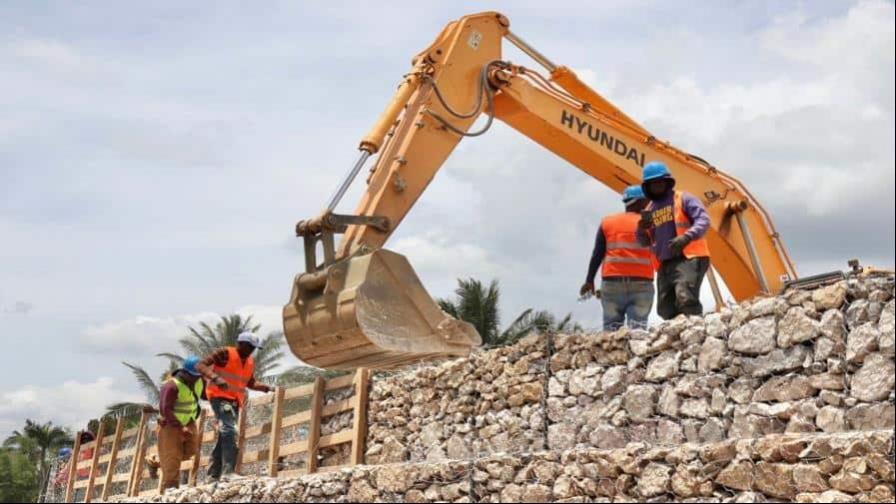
639, 211, 653, 230
579, 282, 595, 297
213, 377, 229, 390
256, 384, 273, 394
669, 235, 692, 256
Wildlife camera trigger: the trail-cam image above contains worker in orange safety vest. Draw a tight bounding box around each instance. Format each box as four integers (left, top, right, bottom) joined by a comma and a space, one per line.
197, 332, 272, 481
580, 185, 656, 330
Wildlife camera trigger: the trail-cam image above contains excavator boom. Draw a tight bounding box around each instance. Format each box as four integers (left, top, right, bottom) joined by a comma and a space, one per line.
283, 12, 798, 369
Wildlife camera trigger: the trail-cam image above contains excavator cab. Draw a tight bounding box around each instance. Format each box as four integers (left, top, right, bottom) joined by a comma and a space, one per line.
283, 213, 480, 369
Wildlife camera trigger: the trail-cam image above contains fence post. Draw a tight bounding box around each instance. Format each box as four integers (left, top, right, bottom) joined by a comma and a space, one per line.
306, 376, 325, 474
350, 368, 370, 466
188, 409, 207, 486
64, 431, 83, 503
128, 414, 149, 497
100, 417, 125, 501
234, 401, 248, 474
83, 420, 106, 503
267, 387, 286, 477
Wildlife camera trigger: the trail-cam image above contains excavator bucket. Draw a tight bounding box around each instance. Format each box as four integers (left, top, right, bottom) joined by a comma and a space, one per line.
283, 249, 481, 369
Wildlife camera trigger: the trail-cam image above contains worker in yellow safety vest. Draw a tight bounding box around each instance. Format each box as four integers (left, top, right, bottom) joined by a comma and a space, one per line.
156, 356, 204, 493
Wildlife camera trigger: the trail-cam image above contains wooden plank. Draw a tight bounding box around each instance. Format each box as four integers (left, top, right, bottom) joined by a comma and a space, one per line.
267, 387, 285, 477
306, 376, 325, 474
76, 459, 94, 470
127, 413, 149, 497
84, 420, 106, 503
112, 472, 133, 483
120, 425, 141, 440
233, 402, 248, 474
239, 448, 270, 465
101, 417, 125, 501
281, 410, 312, 429
325, 374, 355, 391
282, 383, 315, 401
180, 455, 210, 471
323, 398, 355, 418
241, 420, 273, 440
350, 368, 370, 465
189, 410, 207, 486
73, 479, 89, 490
278, 440, 308, 458
320, 429, 354, 449
114, 447, 137, 460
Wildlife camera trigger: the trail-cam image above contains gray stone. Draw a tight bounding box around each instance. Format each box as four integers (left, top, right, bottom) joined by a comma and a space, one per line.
645, 351, 679, 382
623, 385, 656, 422
705, 313, 728, 338
743, 346, 809, 378
850, 352, 895, 402
636, 462, 671, 498
698, 337, 726, 372
846, 300, 871, 329
820, 309, 847, 342
753, 375, 817, 402
657, 386, 680, 417
729, 377, 758, 404
679, 398, 710, 419
816, 406, 846, 433
728, 317, 776, 355
846, 322, 880, 363
879, 300, 895, 356
812, 282, 847, 310
750, 297, 778, 317
777, 307, 820, 348
589, 425, 626, 449
601, 366, 626, 397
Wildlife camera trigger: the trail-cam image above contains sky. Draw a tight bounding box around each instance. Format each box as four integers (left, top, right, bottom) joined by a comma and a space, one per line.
1, 1, 893, 438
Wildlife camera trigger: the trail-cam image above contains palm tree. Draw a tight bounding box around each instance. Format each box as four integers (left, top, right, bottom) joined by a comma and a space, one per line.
107, 314, 285, 419
438, 277, 581, 348
3, 420, 72, 488
158, 314, 285, 380
105, 361, 177, 419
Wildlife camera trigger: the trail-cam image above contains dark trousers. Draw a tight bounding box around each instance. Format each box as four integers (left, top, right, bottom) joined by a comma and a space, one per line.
657, 256, 709, 319
208, 399, 239, 478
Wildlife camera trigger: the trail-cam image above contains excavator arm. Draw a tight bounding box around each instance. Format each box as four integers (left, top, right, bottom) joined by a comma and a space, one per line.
284, 11, 798, 369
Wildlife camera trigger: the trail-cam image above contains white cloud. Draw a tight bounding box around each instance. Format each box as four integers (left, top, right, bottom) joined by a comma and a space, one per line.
0, 377, 142, 438
80, 305, 284, 356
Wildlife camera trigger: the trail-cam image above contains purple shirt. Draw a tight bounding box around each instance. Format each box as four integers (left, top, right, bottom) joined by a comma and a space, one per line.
640, 191, 710, 262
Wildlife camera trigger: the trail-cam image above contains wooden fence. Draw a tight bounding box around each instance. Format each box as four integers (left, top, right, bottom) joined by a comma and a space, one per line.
63, 369, 369, 502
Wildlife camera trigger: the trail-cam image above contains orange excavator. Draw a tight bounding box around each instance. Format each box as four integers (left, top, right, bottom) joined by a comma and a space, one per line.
283, 11, 800, 370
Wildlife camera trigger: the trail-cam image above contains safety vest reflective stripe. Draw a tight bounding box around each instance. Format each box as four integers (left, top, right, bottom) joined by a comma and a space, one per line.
604, 257, 652, 265
205, 347, 254, 406
672, 191, 711, 259
606, 241, 650, 250
600, 212, 655, 279
169, 377, 203, 426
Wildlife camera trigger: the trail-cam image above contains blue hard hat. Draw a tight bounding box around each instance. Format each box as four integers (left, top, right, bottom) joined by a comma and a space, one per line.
59, 447, 72, 458
622, 185, 646, 204
642, 161, 672, 182
183, 356, 201, 376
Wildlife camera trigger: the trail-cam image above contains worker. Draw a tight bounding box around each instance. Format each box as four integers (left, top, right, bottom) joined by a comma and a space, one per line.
638, 161, 711, 319
198, 332, 273, 481
580, 185, 655, 330
51, 447, 73, 487
157, 356, 205, 493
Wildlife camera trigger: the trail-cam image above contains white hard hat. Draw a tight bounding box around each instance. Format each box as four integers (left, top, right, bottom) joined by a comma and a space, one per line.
237, 332, 260, 348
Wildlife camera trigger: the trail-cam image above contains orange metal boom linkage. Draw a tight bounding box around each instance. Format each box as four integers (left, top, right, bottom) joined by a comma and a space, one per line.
285, 12, 798, 369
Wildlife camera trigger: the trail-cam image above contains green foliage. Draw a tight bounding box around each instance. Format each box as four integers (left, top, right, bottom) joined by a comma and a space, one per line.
0, 448, 39, 503
107, 314, 286, 419
2, 419, 72, 503
438, 277, 580, 348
